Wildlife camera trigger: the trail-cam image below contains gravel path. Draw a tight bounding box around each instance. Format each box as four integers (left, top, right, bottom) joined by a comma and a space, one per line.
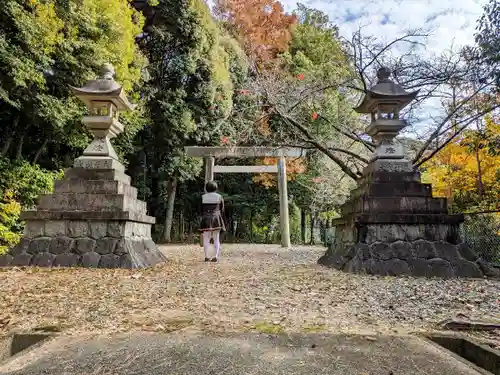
0, 244, 499, 338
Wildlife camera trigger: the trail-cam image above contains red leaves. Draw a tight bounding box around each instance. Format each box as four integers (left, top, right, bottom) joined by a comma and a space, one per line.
312, 112, 318, 120
297, 73, 305, 81
238, 89, 251, 95
221, 136, 230, 145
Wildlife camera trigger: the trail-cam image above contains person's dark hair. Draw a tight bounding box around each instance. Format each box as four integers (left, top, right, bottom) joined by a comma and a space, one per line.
205, 181, 218, 193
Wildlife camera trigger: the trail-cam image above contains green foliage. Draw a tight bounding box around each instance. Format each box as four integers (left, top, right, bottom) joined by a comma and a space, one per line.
475, 0, 499, 85
0, 192, 21, 254
0, 158, 62, 252
0, 0, 146, 168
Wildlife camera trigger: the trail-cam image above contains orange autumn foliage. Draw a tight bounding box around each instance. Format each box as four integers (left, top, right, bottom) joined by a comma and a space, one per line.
252, 157, 306, 187
214, 0, 296, 65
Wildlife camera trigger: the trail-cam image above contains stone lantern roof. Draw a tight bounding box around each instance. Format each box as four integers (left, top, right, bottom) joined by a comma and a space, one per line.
70, 63, 135, 111
354, 67, 419, 114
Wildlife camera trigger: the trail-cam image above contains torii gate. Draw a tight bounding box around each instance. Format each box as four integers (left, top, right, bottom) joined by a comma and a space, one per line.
184, 146, 305, 248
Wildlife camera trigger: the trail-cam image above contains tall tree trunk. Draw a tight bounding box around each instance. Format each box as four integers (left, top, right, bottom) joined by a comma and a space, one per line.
309, 212, 315, 245
162, 176, 178, 243
1, 136, 13, 157
33, 139, 49, 164
300, 209, 306, 244
475, 149, 484, 196
1, 116, 19, 157
15, 130, 26, 161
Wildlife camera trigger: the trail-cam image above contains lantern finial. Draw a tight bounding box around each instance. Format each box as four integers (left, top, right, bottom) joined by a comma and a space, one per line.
100, 63, 115, 80
376, 67, 391, 81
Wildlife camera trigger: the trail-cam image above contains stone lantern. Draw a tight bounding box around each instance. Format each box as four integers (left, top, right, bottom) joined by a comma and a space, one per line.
317, 67, 499, 279
70, 63, 133, 172
355, 67, 418, 173
0, 64, 167, 269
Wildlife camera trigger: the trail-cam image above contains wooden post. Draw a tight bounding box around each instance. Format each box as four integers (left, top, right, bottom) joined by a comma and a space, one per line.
277, 155, 291, 248
204, 156, 214, 184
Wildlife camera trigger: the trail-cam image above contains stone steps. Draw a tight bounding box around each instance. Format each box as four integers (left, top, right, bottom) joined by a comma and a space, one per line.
54, 180, 138, 198
341, 196, 448, 215
352, 181, 433, 198
37, 193, 147, 214
64, 168, 131, 184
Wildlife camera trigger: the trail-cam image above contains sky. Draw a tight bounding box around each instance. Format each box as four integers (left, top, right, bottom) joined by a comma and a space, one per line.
277, 0, 489, 131
280, 0, 487, 54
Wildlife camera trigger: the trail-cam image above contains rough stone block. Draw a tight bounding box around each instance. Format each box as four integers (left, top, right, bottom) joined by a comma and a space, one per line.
0, 254, 13, 267
81, 252, 101, 267
11, 252, 33, 266
107, 222, 124, 238
457, 243, 478, 262
344, 255, 363, 272
99, 254, 121, 268
477, 260, 500, 278
412, 240, 437, 259
356, 244, 371, 261
371, 242, 393, 260
95, 238, 118, 255
49, 237, 74, 255
383, 259, 410, 276
120, 254, 133, 268
451, 260, 483, 279
32, 252, 56, 267
89, 222, 108, 239
67, 221, 89, 237
74, 238, 96, 254
28, 237, 52, 254
434, 242, 462, 261
427, 258, 454, 278
361, 258, 387, 276
44, 221, 66, 237
389, 241, 412, 260
11, 238, 31, 256
24, 221, 45, 238
54, 253, 80, 267
407, 258, 430, 277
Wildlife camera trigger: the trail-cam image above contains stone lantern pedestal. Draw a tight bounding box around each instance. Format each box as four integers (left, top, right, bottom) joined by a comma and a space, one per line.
318, 68, 499, 279
0, 64, 167, 269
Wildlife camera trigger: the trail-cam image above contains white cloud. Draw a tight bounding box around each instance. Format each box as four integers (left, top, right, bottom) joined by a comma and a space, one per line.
281, 0, 486, 54
277, 0, 488, 130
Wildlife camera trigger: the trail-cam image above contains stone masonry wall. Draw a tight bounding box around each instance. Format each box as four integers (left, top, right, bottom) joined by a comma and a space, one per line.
319, 222, 500, 279
0, 220, 166, 269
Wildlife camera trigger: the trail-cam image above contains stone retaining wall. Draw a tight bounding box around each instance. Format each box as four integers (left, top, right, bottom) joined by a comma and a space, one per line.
319, 239, 500, 279
0, 220, 166, 269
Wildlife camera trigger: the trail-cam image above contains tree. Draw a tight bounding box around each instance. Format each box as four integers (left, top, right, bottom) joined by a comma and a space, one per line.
134, 0, 248, 242
244, 24, 500, 181
0, 0, 146, 168
475, 0, 499, 86
422, 115, 500, 212
214, 0, 296, 66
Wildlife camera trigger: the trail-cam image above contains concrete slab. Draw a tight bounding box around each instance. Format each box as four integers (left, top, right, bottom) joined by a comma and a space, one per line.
0, 333, 484, 375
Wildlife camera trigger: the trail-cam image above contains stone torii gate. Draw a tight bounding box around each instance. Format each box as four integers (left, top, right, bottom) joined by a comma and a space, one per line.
184, 146, 305, 248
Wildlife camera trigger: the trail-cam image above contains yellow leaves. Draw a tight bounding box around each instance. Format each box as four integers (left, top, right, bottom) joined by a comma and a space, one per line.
422, 125, 500, 208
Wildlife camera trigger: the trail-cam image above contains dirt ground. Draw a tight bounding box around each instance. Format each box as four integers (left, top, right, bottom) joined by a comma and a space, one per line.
0, 244, 499, 340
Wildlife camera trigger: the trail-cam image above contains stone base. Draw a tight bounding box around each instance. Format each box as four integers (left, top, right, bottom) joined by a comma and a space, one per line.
0, 166, 166, 269
318, 240, 500, 279
0, 219, 167, 269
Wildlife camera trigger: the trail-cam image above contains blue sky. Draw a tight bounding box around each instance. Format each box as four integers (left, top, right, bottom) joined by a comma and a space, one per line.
280, 0, 487, 55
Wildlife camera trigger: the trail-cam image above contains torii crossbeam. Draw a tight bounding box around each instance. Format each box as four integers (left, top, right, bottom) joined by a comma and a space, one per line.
184, 146, 306, 248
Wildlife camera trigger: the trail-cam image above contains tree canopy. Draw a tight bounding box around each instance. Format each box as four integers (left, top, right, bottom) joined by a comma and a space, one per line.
0, 0, 499, 250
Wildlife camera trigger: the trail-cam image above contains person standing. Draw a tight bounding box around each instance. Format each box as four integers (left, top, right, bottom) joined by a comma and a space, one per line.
200, 181, 225, 262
